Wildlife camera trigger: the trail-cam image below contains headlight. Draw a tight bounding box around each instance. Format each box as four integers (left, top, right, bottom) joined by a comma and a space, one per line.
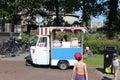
31, 49, 35, 53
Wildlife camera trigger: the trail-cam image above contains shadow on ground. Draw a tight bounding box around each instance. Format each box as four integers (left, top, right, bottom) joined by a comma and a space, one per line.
96, 67, 105, 73
96, 67, 113, 80
101, 76, 112, 80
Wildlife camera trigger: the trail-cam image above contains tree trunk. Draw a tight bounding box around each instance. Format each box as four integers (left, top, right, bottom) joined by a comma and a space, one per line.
82, 0, 90, 29
107, 0, 118, 39
55, 0, 60, 26
82, 9, 89, 29
1, 16, 6, 32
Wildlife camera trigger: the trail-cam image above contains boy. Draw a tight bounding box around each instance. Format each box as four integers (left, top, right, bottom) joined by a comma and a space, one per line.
71, 52, 88, 80
109, 53, 120, 80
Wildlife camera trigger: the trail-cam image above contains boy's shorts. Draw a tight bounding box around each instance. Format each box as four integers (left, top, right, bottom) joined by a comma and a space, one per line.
75, 75, 85, 80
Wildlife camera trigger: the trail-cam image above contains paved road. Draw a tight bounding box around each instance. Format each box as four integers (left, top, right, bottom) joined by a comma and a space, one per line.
0, 53, 120, 80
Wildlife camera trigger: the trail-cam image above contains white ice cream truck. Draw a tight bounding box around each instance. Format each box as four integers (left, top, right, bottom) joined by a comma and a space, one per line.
25, 26, 87, 70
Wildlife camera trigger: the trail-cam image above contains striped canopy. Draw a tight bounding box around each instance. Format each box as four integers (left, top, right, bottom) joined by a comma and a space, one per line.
37, 26, 88, 35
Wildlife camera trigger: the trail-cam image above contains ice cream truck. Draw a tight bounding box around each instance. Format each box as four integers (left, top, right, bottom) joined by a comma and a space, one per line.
25, 26, 87, 70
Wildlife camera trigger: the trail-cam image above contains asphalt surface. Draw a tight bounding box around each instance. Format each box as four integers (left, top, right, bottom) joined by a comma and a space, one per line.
0, 53, 120, 80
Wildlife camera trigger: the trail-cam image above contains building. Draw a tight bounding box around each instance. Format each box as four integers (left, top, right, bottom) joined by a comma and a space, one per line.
91, 21, 105, 32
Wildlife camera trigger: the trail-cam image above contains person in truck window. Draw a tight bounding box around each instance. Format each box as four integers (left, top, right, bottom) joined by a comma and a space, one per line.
60, 35, 68, 41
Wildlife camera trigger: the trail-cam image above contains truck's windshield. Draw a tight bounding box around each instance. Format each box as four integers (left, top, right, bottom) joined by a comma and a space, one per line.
38, 37, 47, 47
31, 37, 38, 46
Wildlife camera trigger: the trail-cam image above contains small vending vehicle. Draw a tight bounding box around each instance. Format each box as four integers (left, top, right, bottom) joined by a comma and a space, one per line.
25, 26, 87, 70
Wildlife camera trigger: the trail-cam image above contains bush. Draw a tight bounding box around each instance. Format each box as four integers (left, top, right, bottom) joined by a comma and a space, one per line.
84, 32, 120, 55
22, 30, 37, 41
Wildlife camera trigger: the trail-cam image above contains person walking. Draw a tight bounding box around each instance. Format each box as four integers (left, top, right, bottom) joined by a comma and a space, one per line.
71, 52, 88, 80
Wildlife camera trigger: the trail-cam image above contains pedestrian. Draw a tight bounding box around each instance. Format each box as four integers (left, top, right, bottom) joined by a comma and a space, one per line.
85, 47, 93, 57
71, 52, 88, 80
109, 53, 120, 80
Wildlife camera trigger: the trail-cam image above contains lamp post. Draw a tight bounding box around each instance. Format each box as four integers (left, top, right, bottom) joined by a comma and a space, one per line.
35, 15, 43, 28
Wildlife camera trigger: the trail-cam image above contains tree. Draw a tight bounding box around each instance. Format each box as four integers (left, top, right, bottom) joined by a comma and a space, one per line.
0, 0, 21, 32
42, 0, 80, 26
106, 0, 119, 39
17, 0, 48, 24
0, 0, 10, 31
98, 0, 120, 38
78, 0, 105, 29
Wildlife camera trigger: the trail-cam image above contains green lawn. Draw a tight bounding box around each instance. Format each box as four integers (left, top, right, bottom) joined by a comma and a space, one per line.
83, 54, 120, 67
83, 54, 104, 67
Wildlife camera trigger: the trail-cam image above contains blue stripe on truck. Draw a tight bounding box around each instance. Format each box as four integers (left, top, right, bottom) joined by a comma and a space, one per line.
51, 48, 82, 60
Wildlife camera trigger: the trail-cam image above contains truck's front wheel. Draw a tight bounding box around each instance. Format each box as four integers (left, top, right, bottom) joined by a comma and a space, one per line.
58, 61, 69, 70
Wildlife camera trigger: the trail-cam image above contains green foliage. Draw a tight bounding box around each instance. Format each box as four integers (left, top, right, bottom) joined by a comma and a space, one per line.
42, 0, 81, 26
84, 32, 120, 55
0, 0, 21, 24
104, 1, 120, 38
80, 0, 104, 27
22, 29, 120, 55
42, 0, 80, 13
22, 30, 37, 41
105, 11, 120, 31
55, 30, 83, 41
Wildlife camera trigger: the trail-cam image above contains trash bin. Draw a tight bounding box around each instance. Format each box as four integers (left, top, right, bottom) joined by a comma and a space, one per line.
104, 45, 117, 73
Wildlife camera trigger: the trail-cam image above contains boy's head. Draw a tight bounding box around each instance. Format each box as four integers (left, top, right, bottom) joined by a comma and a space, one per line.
113, 53, 118, 58
74, 52, 82, 61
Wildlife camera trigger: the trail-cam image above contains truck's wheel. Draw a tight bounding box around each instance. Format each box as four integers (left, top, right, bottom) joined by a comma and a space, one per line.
58, 62, 69, 70
25, 59, 33, 66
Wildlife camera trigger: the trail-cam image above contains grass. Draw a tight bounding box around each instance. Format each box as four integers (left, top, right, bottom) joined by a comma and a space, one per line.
83, 54, 120, 67
83, 54, 104, 67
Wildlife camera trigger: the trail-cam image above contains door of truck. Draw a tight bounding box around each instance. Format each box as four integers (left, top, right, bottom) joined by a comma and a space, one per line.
32, 36, 50, 65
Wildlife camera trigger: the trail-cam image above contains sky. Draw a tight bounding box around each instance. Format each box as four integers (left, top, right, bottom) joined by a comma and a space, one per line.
75, 11, 106, 22
91, 15, 106, 22
75, 2, 120, 22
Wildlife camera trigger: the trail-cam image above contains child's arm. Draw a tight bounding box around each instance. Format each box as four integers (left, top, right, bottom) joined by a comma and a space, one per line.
84, 64, 88, 80
71, 64, 77, 80
109, 61, 113, 68
109, 64, 112, 68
